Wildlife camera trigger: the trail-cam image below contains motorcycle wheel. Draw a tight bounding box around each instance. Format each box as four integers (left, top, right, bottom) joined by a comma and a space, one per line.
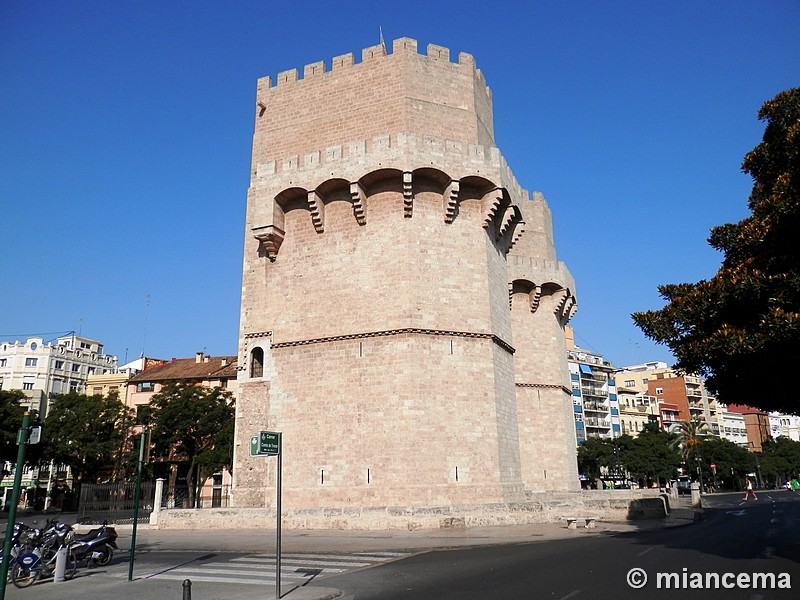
92, 545, 113, 567
11, 563, 38, 588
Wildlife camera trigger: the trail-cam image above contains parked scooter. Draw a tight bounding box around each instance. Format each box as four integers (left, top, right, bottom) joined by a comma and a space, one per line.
11, 520, 76, 587
69, 521, 119, 567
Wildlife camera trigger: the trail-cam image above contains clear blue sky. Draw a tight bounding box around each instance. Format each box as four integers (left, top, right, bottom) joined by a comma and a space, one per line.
1, 1, 798, 367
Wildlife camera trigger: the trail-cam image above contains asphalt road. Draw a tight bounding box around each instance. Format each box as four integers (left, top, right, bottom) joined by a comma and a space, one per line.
314, 492, 800, 599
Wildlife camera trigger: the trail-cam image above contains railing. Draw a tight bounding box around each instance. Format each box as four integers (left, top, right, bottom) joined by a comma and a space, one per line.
77, 481, 154, 524
582, 387, 608, 398
162, 484, 231, 509
585, 417, 611, 428
583, 401, 609, 412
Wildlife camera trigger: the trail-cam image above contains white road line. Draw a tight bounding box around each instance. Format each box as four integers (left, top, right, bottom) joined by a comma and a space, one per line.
231, 557, 373, 568
124, 551, 407, 587
143, 573, 280, 585
559, 590, 582, 600
246, 552, 404, 561
155, 566, 345, 576
637, 546, 655, 557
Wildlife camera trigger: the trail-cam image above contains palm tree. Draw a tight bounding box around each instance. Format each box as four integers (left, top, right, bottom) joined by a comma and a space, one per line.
671, 419, 710, 485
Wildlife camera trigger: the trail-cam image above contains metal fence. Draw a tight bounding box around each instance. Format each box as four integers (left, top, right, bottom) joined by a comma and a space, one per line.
162, 484, 231, 509
77, 481, 154, 524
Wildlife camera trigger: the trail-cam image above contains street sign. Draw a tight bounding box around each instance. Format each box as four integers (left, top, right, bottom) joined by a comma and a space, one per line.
246, 431, 284, 599
28, 426, 42, 445
250, 431, 281, 456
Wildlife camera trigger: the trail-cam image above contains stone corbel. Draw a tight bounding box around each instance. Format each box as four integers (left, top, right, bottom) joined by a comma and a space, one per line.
553, 289, 576, 325
350, 182, 367, 226
443, 180, 460, 223
403, 172, 413, 218
530, 285, 542, 313
308, 190, 326, 233
252, 225, 285, 262
482, 188, 504, 229
498, 205, 517, 239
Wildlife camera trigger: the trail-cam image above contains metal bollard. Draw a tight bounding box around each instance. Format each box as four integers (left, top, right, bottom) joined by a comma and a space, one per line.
182, 578, 192, 600
53, 547, 68, 583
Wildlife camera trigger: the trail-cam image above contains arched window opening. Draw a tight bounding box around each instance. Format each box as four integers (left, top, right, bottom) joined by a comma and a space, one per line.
251, 347, 264, 378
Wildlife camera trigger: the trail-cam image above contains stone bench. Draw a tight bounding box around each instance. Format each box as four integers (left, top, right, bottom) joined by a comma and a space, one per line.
561, 516, 597, 529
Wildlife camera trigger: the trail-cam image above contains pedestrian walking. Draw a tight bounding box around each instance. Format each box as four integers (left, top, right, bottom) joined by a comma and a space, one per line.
744, 476, 758, 501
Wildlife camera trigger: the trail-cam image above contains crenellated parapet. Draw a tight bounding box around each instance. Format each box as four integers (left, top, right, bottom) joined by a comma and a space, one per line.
251, 167, 525, 262
256, 37, 489, 101
249, 130, 535, 262
252, 132, 525, 201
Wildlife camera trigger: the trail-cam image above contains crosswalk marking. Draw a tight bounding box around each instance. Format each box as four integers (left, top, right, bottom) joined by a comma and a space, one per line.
123, 551, 412, 587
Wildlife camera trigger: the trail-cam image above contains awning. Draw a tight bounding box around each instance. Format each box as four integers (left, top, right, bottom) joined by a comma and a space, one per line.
579, 364, 593, 375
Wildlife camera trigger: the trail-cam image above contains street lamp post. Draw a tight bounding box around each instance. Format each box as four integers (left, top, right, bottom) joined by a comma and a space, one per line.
0, 412, 32, 600
695, 455, 704, 494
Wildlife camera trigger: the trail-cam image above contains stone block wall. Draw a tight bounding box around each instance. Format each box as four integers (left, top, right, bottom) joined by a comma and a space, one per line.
233, 39, 579, 527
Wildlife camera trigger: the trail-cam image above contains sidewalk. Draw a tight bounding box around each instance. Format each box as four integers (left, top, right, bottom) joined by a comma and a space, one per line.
3, 498, 699, 600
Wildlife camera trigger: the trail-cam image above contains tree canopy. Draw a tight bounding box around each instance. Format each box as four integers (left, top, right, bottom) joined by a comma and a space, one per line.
144, 382, 235, 507
0, 390, 27, 480
633, 88, 800, 412
43, 391, 132, 484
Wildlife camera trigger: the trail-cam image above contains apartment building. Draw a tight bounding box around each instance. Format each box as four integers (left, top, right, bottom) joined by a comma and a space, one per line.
616, 387, 660, 436
0, 334, 118, 416
615, 362, 718, 434
769, 412, 800, 442
716, 405, 749, 447
567, 346, 620, 443
726, 404, 771, 452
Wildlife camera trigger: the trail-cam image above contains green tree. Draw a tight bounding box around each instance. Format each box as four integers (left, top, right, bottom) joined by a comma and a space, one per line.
577, 437, 613, 486
633, 88, 800, 412
759, 437, 800, 485
698, 437, 751, 490
0, 390, 27, 483
146, 382, 235, 508
670, 420, 710, 484
671, 419, 709, 463
43, 391, 132, 484
622, 422, 681, 488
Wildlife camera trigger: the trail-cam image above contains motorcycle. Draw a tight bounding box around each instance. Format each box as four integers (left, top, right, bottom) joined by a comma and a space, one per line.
0, 522, 30, 582
11, 520, 77, 588
69, 521, 119, 567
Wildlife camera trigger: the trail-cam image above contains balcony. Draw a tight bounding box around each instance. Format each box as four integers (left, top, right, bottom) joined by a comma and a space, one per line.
584, 417, 611, 428
581, 386, 608, 398
583, 401, 609, 413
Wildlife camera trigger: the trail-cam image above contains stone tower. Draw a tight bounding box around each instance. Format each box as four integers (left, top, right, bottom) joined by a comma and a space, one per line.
233, 39, 579, 528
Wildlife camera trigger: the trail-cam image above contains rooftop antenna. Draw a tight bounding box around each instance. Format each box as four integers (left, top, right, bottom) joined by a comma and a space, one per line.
141, 294, 150, 358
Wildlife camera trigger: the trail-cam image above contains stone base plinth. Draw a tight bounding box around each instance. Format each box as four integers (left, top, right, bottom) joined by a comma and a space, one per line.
153, 489, 662, 531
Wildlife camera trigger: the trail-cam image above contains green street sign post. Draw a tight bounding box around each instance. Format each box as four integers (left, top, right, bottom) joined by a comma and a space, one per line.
250, 431, 280, 456
250, 431, 282, 599
0, 412, 32, 600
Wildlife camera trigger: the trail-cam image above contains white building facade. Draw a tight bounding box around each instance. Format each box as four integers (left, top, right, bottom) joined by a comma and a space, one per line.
0, 334, 118, 416
769, 412, 800, 442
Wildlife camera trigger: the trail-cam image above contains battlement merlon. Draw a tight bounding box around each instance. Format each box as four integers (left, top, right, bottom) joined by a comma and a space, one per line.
252, 38, 495, 157
257, 38, 489, 94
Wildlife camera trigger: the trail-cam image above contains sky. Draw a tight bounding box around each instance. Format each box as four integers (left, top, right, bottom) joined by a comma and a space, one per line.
1, 1, 798, 368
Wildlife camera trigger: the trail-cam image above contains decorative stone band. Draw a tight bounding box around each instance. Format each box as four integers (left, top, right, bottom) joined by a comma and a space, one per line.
268, 328, 515, 355
516, 382, 573, 395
